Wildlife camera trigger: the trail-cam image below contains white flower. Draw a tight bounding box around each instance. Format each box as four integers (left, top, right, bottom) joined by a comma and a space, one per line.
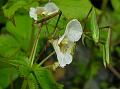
29, 7, 37, 20
29, 2, 59, 20
51, 19, 83, 68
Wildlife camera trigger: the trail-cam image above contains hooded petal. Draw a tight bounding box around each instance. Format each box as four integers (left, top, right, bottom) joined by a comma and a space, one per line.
29, 7, 37, 20
44, 2, 59, 15
52, 40, 66, 67
65, 19, 83, 42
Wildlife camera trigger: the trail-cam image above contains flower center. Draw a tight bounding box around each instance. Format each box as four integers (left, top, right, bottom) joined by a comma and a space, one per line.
36, 8, 47, 16
59, 38, 69, 53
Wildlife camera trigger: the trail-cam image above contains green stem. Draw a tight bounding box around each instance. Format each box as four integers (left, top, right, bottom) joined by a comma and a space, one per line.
98, 0, 108, 24
107, 64, 120, 79
45, 21, 49, 35
29, 23, 43, 67
52, 11, 62, 37
82, 7, 93, 29
36, 11, 61, 23
83, 33, 93, 40
35, 41, 49, 63
38, 51, 55, 66
83, 33, 104, 44
99, 26, 110, 30
28, 22, 35, 56
29, 11, 61, 67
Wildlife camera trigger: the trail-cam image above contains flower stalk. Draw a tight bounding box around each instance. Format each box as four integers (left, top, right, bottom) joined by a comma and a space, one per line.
29, 23, 43, 67
38, 51, 55, 66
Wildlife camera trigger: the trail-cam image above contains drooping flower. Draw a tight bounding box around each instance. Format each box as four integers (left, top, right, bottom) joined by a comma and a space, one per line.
51, 19, 83, 68
29, 2, 59, 20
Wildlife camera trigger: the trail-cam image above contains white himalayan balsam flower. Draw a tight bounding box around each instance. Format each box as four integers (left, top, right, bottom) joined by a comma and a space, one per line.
29, 2, 59, 20
51, 19, 83, 68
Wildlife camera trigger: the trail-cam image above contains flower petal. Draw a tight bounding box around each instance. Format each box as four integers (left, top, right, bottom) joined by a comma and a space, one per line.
44, 2, 59, 15
29, 7, 37, 20
67, 41, 75, 53
64, 52, 72, 65
65, 19, 83, 42
63, 41, 74, 65
52, 40, 66, 67
36, 7, 46, 15
57, 52, 66, 68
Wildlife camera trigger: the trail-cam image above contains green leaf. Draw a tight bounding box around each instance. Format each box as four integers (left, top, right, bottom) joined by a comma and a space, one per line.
89, 7, 99, 43
27, 74, 39, 89
33, 67, 63, 89
53, 0, 92, 20
18, 64, 31, 77
102, 28, 111, 67
102, 44, 107, 67
6, 15, 34, 52
105, 28, 110, 64
111, 0, 120, 13
2, 0, 38, 18
0, 35, 20, 57
0, 67, 18, 89
0, 86, 2, 89
0, 49, 30, 77
3, 0, 27, 18
21, 79, 28, 89
6, 53, 31, 77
